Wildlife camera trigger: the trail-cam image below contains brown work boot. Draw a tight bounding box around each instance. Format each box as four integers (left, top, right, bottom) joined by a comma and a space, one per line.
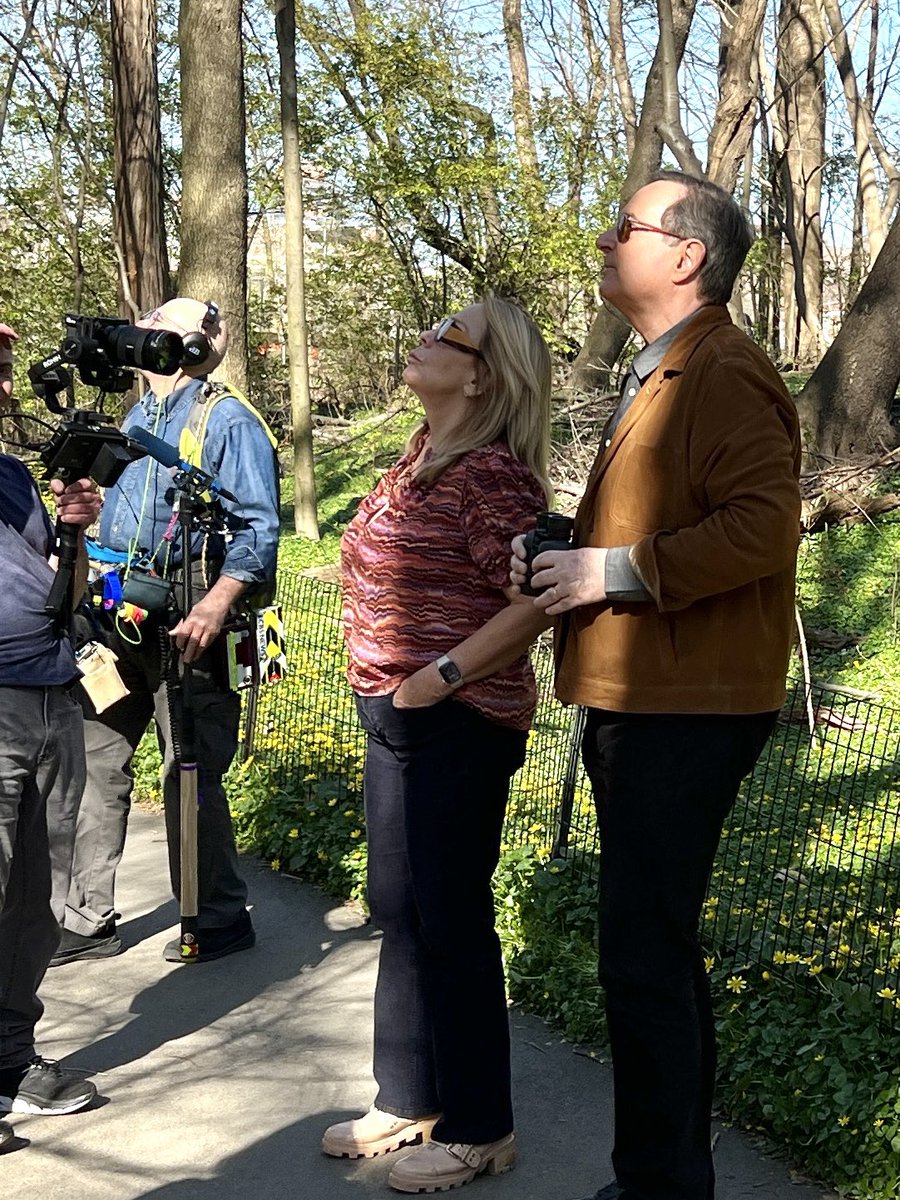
322, 1107, 440, 1159
387, 1133, 517, 1192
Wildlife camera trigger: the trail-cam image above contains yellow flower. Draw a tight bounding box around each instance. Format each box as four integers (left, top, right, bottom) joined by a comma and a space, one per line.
762, 970, 771, 981
874, 1119, 884, 1128
350, 829, 362, 839
317, 850, 328, 862
704, 956, 715, 974
271, 858, 281, 871
288, 828, 299, 839
726, 975, 747, 993
837, 1115, 850, 1127
877, 987, 897, 1000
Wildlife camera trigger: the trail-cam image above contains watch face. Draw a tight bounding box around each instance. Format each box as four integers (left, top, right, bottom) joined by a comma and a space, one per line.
439, 657, 462, 686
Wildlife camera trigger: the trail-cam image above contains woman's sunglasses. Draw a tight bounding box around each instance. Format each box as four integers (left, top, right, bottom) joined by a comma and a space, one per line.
433, 317, 485, 360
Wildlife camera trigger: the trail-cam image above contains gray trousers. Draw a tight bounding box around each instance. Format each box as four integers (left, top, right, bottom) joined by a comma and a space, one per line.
61, 622, 248, 937
0, 685, 85, 1069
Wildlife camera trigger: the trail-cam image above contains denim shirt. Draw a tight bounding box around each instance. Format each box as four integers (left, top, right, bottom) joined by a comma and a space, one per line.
98, 378, 279, 585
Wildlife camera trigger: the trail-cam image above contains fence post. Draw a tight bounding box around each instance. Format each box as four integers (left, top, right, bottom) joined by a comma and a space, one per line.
552, 704, 587, 858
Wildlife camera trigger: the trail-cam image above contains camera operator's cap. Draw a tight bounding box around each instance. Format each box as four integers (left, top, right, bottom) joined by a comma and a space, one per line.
140, 298, 228, 375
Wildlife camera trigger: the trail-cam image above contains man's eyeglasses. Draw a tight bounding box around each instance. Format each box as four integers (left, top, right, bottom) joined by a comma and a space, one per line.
615, 211, 683, 244
433, 317, 485, 360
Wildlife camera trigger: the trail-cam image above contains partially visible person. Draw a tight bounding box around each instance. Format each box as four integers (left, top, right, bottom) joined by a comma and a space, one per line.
1, 432, 100, 1119
511, 173, 801, 1200
0, 321, 17, 406
323, 297, 552, 1194
52, 298, 280, 967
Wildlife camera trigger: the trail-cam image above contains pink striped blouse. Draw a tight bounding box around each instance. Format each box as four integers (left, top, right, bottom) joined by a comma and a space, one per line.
341, 436, 545, 730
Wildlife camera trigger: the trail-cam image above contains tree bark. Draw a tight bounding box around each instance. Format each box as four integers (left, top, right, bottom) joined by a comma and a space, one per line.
706, 0, 766, 192
110, 0, 170, 318
570, 0, 698, 393
796, 213, 900, 463
274, 0, 319, 540
178, 0, 249, 393
502, 0, 540, 192
776, 0, 825, 368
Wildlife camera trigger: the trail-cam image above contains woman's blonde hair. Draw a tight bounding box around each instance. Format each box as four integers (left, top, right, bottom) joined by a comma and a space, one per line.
409, 295, 553, 503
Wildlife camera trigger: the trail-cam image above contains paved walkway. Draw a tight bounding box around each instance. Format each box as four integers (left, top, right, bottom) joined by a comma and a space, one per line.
2, 808, 835, 1199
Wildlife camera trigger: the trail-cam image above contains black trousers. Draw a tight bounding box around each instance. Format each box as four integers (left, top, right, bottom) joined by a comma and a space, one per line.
355, 692, 527, 1144
581, 709, 777, 1200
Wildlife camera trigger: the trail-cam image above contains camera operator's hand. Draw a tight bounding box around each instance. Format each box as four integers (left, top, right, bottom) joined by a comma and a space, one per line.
170, 575, 245, 664
529, 546, 608, 615
50, 477, 101, 530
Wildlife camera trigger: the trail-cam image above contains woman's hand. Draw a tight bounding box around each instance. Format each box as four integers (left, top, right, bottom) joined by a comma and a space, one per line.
393, 663, 448, 709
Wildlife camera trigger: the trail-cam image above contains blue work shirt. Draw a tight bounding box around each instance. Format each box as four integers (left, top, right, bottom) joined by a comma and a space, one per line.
99, 378, 279, 586
0, 453, 76, 685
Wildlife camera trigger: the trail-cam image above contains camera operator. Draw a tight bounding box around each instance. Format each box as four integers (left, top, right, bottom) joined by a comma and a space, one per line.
1, 426, 99, 1118
52, 297, 279, 967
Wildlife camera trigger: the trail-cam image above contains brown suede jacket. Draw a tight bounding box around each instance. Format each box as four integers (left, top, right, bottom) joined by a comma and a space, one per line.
556, 306, 802, 714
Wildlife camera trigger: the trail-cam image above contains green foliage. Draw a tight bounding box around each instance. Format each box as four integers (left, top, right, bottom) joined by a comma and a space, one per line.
713, 968, 900, 1198
798, 515, 900, 703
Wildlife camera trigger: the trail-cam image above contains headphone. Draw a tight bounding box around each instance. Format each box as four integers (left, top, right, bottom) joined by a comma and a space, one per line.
179, 300, 220, 369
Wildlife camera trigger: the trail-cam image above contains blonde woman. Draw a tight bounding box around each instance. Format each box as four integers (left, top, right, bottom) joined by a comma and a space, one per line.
326, 297, 552, 1193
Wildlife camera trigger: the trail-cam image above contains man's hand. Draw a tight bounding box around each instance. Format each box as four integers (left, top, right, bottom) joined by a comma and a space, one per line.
509, 534, 529, 594
169, 574, 246, 665
529, 547, 609, 615
393, 662, 448, 709
50, 477, 101, 530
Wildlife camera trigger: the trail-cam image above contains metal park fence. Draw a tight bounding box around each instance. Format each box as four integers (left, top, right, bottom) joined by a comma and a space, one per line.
247, 572, 900, 1025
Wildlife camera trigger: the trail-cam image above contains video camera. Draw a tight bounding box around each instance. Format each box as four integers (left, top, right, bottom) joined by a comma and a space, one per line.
24, 313, 185, 487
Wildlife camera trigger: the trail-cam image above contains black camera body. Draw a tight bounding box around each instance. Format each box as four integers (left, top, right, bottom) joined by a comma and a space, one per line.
521, 511, 575, 596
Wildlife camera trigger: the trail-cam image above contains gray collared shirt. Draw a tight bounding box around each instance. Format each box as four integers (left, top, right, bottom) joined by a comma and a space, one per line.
603, 310, 706, 602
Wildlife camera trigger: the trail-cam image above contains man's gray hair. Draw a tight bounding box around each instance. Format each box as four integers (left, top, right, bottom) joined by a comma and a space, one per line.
651, 171, 754, 305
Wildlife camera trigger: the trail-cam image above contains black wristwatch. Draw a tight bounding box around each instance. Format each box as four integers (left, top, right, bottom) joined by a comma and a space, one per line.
435, 654, 464, 689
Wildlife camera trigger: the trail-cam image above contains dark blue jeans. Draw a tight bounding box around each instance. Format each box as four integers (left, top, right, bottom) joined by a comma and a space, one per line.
581, 709, 777, 1200
355, 693, 527, 1145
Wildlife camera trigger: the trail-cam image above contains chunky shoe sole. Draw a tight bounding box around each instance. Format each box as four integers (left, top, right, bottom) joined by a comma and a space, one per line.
388, 1134, 517, 1193
323, 1114, 439, 1159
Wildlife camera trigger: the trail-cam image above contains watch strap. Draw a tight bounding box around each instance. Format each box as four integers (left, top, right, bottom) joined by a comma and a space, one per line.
435, 654, 464, 689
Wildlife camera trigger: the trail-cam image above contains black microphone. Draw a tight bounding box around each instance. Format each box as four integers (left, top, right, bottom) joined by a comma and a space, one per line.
128, 426, 239, 503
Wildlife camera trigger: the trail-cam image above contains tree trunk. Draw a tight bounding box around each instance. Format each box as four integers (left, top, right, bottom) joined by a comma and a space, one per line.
706, 0, 766, 192
796, 213, 900, 463
502, 0, 540, 192
570, 0, 697, 393
274, 0, 319, 540
110, 0, 170, 318
178, 0, 249, 393
776, 0, 825, 368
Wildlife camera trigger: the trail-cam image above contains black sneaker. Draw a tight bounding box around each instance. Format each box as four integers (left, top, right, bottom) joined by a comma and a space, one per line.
0, 1119, 13, 1149
49, 926, 122, 966
0, 1058, 96, 1115
163, 910, 255, 963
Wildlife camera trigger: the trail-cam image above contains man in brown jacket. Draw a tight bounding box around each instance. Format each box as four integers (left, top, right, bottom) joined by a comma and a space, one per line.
512, 172, 801, 1200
